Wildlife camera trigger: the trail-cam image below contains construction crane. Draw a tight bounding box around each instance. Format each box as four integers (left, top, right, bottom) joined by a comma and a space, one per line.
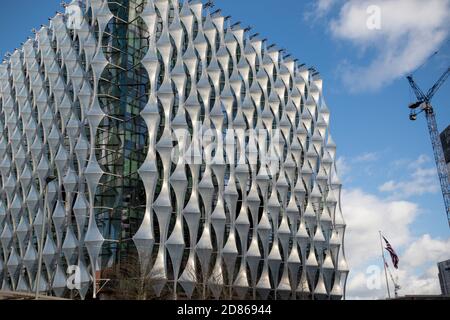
407, 66, 450, 227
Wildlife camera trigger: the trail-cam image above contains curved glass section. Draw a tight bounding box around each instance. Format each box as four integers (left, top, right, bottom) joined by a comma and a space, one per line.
95, 0, 150, 266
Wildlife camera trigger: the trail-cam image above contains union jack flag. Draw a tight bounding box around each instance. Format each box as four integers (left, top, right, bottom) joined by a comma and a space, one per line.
383, 236, 399, 269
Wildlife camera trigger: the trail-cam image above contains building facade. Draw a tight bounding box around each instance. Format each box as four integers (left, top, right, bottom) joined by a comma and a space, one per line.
0, 0, 348, 300
438, 259, 450, 296
440, 125, 450, 178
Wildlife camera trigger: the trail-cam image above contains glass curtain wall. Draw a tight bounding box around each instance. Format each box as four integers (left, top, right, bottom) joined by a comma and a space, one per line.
95, 0, 150, 268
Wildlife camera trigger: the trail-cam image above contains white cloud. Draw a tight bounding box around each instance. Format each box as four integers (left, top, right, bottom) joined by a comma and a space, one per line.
329, 0, 450, 91
342, 188, 418, 269
333, 151, 447, 298
304, 0, 339, 20
343, 187, 450, 299
336, 156, 351, 180
347, 264, 444, 299
354, 152, 379, 163
402, 234, 450, 268
336, 152, 379, 180
397, 265, 442, 296
408, 154, 432, 170
315, 0, 338, 17
378, 154, 440, 198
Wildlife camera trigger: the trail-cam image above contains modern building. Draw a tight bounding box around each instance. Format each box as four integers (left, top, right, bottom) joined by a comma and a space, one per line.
441, 125, 450, 176
438, 259, 450, 296
0, 0, 347, 300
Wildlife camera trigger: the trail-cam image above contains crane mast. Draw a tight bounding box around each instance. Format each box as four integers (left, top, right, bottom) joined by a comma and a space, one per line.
407, 67, 450, 227
425, 105, 450, 227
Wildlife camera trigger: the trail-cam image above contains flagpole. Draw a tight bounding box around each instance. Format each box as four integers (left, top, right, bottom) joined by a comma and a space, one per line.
378, 231, 391, 299
386, 263, 400, 298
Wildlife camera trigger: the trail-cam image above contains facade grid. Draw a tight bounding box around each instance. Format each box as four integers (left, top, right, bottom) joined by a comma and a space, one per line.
0, 0, 348, 300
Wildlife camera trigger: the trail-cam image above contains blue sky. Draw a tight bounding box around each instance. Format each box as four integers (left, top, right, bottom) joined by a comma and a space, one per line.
1, 0, 449, 299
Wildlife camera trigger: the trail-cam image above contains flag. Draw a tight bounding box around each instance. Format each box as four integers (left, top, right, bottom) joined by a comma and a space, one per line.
383, 236, 399, 269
